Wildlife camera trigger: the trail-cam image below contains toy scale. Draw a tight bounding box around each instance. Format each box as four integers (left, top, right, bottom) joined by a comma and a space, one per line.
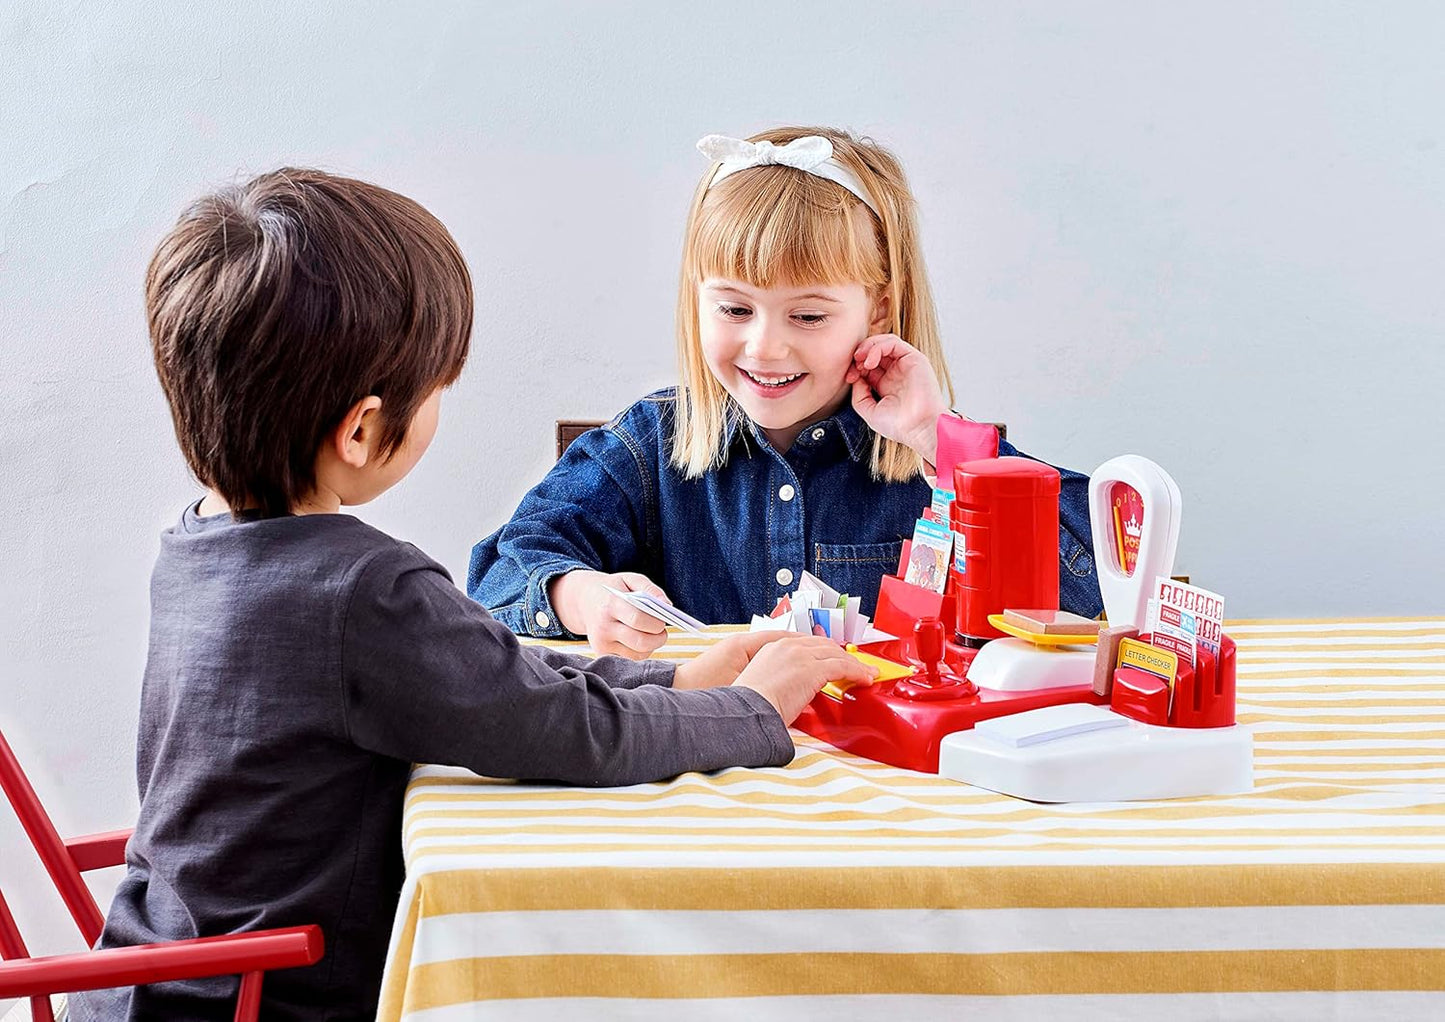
793, 419, 1253, 801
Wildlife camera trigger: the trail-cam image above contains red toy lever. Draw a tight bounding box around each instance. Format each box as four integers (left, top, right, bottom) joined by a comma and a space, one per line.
891, 618, 977, 701
915, 618, 945, 683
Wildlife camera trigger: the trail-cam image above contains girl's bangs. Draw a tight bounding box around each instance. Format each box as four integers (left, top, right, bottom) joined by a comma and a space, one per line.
688, 168, 885, 291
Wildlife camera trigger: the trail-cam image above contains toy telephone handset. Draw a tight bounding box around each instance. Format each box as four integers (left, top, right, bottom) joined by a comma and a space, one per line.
1087, 456, 1182, 630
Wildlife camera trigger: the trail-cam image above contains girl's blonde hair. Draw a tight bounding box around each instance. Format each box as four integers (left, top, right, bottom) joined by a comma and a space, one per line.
672, 126, 953, 482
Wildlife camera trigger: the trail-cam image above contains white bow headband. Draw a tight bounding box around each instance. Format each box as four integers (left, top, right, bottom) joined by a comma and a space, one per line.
696, 134, 879, 216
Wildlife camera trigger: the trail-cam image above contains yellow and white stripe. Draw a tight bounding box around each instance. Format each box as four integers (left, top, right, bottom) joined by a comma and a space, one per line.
379, 618, 1445, 1021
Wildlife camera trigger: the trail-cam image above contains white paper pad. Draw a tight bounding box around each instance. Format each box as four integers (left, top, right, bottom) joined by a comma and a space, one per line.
973, 703, 1128, 748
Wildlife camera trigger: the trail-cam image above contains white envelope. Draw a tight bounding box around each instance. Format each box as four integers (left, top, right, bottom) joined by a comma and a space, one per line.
605, 588, 708, 635
797, 570, 841, 608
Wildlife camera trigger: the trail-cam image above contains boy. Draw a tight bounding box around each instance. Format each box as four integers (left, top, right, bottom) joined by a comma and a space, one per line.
69, 169, 872, 1021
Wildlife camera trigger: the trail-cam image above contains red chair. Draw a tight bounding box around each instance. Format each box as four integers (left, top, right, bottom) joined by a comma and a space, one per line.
0, 729, 323, 1022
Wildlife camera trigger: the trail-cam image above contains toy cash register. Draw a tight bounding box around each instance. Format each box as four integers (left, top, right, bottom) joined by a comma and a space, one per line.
793, 418, 1253, 801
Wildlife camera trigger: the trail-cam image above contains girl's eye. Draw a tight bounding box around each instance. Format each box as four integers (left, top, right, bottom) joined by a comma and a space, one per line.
717, 304, 751, 319
793, 313, 827, 325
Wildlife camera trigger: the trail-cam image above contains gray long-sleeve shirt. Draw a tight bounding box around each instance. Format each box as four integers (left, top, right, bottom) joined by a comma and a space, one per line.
71, 503, 791, 1021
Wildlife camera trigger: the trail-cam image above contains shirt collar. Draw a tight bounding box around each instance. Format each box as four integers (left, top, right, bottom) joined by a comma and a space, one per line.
724, 401, 872, 462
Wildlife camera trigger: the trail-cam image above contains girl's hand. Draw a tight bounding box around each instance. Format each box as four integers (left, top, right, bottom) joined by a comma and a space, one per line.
548, 569, 671, 660
673, 630, 797, 690
730, 637, 878, 724
847, 334, 950, 466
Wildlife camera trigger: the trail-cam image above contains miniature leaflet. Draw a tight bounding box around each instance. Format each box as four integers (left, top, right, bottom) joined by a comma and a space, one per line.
750, 571, 890, 644
904, 519, 953, 594
1147, 577, 1225, 665
932, 485, 969, 580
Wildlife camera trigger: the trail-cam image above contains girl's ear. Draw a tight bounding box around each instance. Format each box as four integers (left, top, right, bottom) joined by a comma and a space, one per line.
869, 292, 892, 335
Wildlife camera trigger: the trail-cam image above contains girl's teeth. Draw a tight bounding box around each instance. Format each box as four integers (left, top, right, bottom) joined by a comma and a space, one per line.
745, 370, 803, 387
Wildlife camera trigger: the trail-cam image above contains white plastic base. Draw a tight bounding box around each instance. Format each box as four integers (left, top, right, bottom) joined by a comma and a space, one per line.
938, 706, 1254, 802
964, 637, 1097, 691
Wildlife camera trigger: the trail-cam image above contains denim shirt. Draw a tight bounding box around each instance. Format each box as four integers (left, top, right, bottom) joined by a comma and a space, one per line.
468, 389, 1102, 637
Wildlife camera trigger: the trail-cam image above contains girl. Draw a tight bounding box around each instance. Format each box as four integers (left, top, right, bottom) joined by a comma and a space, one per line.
469, 126, 1101, 658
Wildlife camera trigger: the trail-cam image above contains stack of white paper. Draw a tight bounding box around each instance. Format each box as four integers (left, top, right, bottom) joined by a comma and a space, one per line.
973, 704, 1128, 748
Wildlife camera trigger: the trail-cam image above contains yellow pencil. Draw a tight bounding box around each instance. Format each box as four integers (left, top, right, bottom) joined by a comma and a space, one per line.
1113, 502, 1128, 573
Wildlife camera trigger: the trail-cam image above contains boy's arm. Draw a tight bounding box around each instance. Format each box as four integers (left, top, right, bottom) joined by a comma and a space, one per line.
526, 646, 671, 690
998, 438, 1104, 619
342, 547, 792, 786
467, 424, 654, 639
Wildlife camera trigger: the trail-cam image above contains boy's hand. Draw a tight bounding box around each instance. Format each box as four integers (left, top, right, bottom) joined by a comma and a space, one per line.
549, 569, 671, 659
673, 631, 799, 690
847, 333, 950, 466
731, 637, 879, 725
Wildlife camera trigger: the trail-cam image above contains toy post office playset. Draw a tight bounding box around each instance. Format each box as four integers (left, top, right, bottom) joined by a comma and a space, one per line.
760, 415, 1252, 802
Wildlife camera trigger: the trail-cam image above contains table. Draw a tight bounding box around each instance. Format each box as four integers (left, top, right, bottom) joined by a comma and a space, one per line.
378, 618, 1445, 1021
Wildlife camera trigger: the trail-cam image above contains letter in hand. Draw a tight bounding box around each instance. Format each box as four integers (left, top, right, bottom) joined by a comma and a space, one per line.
731, 635, 879, 725
549, 569, 673, 660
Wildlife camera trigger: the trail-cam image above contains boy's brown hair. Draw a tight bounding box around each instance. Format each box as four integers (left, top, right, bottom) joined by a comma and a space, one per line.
147, 168, 473, 518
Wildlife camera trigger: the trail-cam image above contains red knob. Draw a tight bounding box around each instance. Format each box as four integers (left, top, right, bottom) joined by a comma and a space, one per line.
914, 617, 944, 680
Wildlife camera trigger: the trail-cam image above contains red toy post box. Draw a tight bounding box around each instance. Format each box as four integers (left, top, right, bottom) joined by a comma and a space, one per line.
951, 457, 1060, 645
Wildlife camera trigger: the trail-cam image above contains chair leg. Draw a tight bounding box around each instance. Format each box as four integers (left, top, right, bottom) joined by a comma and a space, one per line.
233, 971, 264, 1022
2, 889, 54, 1022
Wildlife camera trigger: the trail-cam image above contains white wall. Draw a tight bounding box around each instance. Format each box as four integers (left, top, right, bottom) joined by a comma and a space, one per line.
3, 0, 1442, 976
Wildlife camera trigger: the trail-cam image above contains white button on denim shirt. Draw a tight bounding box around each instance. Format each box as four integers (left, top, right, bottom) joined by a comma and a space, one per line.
469, 388, 1102, 638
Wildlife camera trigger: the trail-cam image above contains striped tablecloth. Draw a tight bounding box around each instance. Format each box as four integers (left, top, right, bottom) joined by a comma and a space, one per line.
379, 618, 1445, 1021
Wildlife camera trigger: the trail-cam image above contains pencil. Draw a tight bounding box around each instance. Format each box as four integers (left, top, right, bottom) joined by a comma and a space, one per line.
1114, 502, 1128, 573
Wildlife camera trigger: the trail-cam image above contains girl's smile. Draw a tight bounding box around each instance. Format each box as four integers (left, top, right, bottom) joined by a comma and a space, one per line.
738, 368, 807, 396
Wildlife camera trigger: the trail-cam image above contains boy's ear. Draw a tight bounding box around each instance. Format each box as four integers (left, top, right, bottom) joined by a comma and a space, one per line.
332, 395, 384, 469
869, 292, 892, 335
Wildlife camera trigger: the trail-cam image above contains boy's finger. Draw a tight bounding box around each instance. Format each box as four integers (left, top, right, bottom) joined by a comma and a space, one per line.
838, 658, 880, 683
735, 630, 797, 656
809, 655, 877, 685
803, 644, 877, 678
801, 640, 862, 663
